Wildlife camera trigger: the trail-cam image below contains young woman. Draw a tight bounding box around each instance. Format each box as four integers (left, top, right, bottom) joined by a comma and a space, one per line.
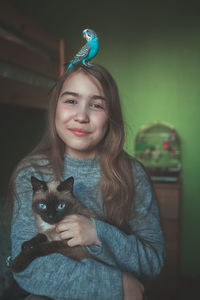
10, 64, 166, 300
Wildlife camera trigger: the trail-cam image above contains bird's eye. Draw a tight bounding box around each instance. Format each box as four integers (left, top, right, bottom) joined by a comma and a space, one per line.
57, 203, 65, 210
39, 203, 47, 210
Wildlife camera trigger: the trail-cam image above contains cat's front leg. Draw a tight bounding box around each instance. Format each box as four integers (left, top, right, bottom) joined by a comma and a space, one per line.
10, 234, 48, 273
22, 233, 47, 250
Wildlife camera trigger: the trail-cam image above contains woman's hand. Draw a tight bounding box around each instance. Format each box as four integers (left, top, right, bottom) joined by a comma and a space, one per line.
56, 214, 100, 247
122, 272, 144, 300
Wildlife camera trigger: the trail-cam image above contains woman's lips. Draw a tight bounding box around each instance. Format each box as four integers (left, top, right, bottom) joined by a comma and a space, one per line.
69, 128, 91, 137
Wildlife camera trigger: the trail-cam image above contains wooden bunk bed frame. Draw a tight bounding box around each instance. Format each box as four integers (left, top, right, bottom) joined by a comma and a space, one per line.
0, 0, 72, 109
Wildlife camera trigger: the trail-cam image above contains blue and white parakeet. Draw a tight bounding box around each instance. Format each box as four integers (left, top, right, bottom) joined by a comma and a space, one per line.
66, 29, 99, 71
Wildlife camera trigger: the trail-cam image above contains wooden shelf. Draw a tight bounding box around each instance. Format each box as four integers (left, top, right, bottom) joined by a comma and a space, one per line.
0, 0, 74, 109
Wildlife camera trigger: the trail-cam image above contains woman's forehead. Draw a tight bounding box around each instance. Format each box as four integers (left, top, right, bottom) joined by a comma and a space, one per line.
60, 70, 104, 96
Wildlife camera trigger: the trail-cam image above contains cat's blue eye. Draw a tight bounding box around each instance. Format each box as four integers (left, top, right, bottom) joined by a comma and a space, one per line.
57, 203, 65, 210
39, 203, 47, 210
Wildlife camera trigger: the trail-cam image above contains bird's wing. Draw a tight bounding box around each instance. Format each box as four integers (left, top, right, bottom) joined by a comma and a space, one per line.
72, 43, 91, 65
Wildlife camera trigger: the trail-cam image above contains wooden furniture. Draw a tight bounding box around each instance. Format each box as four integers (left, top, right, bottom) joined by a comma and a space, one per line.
154, 183, 181, 280
0, 0, 73, 109
146, 182, 182, 297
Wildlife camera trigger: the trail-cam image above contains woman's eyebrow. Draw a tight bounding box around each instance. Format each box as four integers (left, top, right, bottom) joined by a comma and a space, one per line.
91, 95, 107, 101
60, 91, 106, 101
60, 91, 80, 98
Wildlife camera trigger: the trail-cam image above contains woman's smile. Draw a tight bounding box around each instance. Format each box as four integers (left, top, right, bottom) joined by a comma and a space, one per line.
68, 127, 92, 137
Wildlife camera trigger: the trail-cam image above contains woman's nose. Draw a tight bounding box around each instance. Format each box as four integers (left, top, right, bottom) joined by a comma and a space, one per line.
74, 106, 89, 123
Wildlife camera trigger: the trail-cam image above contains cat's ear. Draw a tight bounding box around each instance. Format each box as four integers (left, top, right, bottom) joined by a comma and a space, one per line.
57, 177, 74, 193
31, 176, 47, 192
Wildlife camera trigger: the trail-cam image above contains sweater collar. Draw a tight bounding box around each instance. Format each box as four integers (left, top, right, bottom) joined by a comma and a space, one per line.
63, 154, 100, 173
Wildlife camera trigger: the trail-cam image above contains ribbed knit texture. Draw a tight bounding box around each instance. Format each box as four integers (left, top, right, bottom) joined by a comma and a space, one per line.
11, 155, 166, 300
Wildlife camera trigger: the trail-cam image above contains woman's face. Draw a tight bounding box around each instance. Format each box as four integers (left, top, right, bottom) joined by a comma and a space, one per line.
55, 71, 109, 158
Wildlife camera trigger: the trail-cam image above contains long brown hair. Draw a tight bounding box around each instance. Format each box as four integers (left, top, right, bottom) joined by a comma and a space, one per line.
9, 64, 134, 231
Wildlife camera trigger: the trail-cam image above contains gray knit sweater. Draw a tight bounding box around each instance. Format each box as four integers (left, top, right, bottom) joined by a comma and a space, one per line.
11, 154, 166, 300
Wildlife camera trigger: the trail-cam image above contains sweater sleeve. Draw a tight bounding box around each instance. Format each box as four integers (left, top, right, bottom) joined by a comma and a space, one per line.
11, 168, 122, 300
87, 160, 166, 284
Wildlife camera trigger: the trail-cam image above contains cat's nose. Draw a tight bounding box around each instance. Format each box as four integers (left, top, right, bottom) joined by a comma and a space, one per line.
48, 213, 56, 220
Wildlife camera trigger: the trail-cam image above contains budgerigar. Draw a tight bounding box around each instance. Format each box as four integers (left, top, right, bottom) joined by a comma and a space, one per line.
66, 29, 99, 71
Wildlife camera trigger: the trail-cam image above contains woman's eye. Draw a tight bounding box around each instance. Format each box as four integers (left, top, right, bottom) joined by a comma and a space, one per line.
57, 203, 65, 210
64, 99, 76, 104
39, 203, 47, 210
91, 103, 104, 110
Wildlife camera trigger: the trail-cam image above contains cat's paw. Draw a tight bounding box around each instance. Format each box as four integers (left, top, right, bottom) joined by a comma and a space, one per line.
10, 253, 31, 273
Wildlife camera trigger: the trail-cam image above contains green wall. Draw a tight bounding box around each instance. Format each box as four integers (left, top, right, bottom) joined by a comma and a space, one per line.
96, 32, 200, 276
110, 38, 200, 276
8, 0, 200, 276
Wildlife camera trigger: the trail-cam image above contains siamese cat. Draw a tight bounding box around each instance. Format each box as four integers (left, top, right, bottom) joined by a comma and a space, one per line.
10, 176, 101, 273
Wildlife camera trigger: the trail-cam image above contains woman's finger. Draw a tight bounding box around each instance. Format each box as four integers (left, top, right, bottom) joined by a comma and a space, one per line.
67, 236, 83, 247
60, 230, 74, 240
